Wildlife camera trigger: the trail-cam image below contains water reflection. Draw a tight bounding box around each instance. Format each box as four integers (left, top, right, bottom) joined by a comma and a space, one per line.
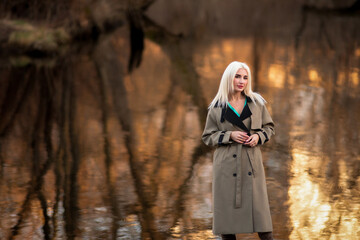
267, 64, 287, 88
1, 1, 360, 240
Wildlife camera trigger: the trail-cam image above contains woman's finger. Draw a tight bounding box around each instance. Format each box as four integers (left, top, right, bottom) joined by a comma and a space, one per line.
245, 136, 252, 143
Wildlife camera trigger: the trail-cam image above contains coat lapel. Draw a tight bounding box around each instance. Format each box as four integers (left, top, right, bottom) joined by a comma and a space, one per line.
222, 96, 252, 132
247, 97, 262, 130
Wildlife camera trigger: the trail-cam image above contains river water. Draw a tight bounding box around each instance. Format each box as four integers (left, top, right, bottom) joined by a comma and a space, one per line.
0, 1, 359, 239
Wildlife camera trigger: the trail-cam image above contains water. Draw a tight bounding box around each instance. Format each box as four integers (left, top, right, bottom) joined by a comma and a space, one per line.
0, 1, 359, 239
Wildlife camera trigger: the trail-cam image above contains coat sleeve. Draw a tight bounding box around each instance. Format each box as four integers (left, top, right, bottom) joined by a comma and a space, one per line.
256, 104, 275, 145
202, 108, 233, 147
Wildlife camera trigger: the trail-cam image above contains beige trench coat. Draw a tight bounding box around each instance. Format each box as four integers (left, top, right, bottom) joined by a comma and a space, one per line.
202, 97, 275, 235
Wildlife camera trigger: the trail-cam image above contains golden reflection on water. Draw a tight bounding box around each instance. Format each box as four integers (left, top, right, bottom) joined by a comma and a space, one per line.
171, 222, 216, 240
267, 64, 286, 88
256, 36, 360, 238
350, 71, 359, 87
288, 150, 331, 239
186, 230, 217, 239
355, 48, 360, 57
308, 69, 321, 86
336, 69, 359, 97
289, 150, 360, 240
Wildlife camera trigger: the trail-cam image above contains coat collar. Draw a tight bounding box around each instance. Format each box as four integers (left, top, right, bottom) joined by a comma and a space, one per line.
221, 96, 252, 132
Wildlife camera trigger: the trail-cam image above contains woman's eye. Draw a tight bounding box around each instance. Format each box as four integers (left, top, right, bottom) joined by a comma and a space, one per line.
235, 75, 241, 78
244, 77, 248, 79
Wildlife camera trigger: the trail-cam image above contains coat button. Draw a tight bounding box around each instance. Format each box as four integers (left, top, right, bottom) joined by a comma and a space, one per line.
233, 173, 237, 177
248, 172, 252, 176
233, 154, 237, 158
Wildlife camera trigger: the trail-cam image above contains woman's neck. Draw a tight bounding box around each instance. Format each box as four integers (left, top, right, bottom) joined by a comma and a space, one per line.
230, 92, 245, 101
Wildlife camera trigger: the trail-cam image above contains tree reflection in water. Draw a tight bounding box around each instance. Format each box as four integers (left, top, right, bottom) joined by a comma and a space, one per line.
0, 1, 360, 240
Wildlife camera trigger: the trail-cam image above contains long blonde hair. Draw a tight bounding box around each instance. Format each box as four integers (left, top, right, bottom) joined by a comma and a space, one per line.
208, 61, 266, 109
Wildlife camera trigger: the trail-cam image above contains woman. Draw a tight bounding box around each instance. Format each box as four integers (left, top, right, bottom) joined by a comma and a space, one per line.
202, 61, 275, 240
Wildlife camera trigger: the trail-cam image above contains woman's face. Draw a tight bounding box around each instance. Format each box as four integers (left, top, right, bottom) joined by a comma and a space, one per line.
233, 68, 248, 93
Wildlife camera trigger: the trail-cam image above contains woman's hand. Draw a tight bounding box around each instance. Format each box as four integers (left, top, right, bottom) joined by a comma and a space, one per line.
230, 131, 250, 144
244, 134, 259, 147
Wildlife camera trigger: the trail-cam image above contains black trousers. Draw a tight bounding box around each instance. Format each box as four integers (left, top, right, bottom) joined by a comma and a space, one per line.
221, 232, 273, 240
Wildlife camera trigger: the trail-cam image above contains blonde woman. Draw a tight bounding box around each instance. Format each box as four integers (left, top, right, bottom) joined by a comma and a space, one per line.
202, 61, 275, 240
